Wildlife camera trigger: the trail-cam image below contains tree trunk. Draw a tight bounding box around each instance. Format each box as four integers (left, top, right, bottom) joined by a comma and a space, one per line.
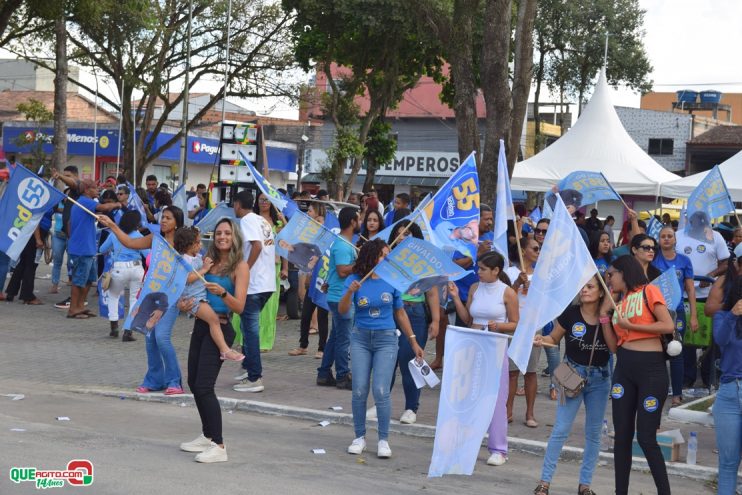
533, 42, 546, 156
480, 0, 512, 205
343, 110, 378, 200
507, 0, 537, 171
52, 15, 67, 173
362, 157, 377, 193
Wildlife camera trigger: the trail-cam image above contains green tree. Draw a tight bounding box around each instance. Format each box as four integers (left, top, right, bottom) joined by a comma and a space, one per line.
14, 98, 54, 170
284, 0, 442, 199
361, 118, 396, 193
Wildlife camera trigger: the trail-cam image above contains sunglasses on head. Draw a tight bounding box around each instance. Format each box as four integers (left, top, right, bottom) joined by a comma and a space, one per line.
534, 228, 547, 235
638, 244, 657, 252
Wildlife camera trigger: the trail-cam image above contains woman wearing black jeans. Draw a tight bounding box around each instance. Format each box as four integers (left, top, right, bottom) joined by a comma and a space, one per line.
604, 256, 674, 494
178, 218, 249, 463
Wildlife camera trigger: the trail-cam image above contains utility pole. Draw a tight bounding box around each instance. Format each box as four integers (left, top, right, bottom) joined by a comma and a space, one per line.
178, 0, 193, 187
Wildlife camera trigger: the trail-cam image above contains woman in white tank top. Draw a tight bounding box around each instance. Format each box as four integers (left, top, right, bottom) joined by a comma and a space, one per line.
449, 251, 518, 467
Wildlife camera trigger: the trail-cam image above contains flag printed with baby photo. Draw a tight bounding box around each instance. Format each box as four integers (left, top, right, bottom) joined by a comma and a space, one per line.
124, 235, 191, 335
275, 210, 341, 274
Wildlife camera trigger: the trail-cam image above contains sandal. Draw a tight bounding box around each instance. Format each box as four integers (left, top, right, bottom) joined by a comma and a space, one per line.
534, 483, 549, 495
578, 487, 596, 495
671, 396, 683, 407
23, 299, 44, 305
66, 312, 89, 319
308, 327, 318, 335
136, 386, 150, 393
82, 309, 97, 317
288, 348, 307, 356
525, 418, 539, 428
516, 387, 525, 396
220, 349, 245, 362
276, 314, 289, 321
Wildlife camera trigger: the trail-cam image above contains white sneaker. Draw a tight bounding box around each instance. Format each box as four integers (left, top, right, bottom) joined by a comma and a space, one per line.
233, 378, 264, 392
180, 434, 212, 453
377, 440, 392, 458
234, 370, 248, 381
366, 406, 377, 420
347, 437, 366, 455
194, 442, 228, 463
486, 452, 507, 466
399, 409, 417, 424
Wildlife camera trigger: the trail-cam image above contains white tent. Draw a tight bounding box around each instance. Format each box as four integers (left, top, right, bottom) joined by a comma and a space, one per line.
512, 69, 681, 196
661, 150, 742, 201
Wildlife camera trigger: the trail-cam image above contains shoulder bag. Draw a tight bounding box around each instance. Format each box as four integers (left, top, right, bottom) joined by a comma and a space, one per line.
552, 319, 600, 403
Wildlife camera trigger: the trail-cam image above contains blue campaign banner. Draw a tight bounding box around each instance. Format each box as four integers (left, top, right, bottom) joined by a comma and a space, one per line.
545, 171, 621, 210
123, 235, 191, 335
126, 182, 149, 224
324, 210, 340, 233
494, 140, 514, 260
685, 165, 734, 241
240, 151, 289, 214
192, 202, 236, 233
428, 326, 509, 477
172, 184, 187, 213
508, 195, 599, 373
420, 153, 480, 259
646, 215, 663, 241
97, 254, 125, 319
308, 249, 331, 311
0, 164, 66, 261
375, 237, 469, 295
650, 268, 682, 312
529, 206, 542, 223
275, 210, 342, 273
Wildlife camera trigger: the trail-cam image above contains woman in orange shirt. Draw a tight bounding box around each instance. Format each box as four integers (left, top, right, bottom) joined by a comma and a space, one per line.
603, 256, 674, 495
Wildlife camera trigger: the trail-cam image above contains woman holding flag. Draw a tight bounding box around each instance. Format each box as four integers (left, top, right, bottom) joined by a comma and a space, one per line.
653, 225, 698, 406
449, 251, 518, 466
339, 239, 423, 459
604, 255, 674, 495
532, 275, 617, 495
98, 206, 186, 395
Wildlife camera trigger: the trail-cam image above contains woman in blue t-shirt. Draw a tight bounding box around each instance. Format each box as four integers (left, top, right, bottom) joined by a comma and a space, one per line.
339, 238, 423, 459
589, 230, 613, 276
652, 225, 698, 406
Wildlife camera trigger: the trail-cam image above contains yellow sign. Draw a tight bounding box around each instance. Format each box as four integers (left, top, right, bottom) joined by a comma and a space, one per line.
99, 136, 109, 149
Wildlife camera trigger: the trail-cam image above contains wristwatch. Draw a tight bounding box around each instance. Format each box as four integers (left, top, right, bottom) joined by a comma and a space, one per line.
219, 291, 228, 299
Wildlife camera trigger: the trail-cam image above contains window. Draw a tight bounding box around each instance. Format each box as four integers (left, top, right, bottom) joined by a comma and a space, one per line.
648, 138, 673, 155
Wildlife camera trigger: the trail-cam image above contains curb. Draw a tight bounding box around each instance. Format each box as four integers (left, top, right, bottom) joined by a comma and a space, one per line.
70, 387, 719, 483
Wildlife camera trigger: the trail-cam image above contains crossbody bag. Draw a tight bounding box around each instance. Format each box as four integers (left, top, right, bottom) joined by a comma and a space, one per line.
552, 320, 600, 403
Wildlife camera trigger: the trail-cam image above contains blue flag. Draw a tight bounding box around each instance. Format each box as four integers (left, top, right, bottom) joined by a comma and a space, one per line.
374, 237, 469, 295
124, 234, 191, 335
646, 214, 663, 241
280, 190, 299, 219
545, 171, 621, 211
193, 202, 236, 234
240, 151, 289, 213
372, 194, 433, 246
324, 210, 340, 233
529, 206, 542, 223
126, 182, 148, 224
172, 184, 187, 213
650, 268, 682, 312
308, 249, 331, 311
493, 140, 514, 260
508, 195, 599, 373
275, 210, 344, 273
420, 153, 480, 258
685, 165, 735, 241
428, 326, 509, 477
0, 164, 65, 261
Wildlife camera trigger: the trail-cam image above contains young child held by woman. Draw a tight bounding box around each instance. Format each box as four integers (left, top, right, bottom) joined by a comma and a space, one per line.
174, 227, 244, 362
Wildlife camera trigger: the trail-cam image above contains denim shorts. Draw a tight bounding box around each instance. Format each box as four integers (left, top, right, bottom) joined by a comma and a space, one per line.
70, 255, 97, 287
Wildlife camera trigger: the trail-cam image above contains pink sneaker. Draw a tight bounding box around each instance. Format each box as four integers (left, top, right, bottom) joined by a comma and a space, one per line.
135, 386, 150, 393
164, 387, 184, 395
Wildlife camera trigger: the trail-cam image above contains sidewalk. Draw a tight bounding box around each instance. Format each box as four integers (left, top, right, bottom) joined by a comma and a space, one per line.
0, 265, 720, 475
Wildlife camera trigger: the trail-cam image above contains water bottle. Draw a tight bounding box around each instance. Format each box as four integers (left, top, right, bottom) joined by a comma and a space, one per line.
600, 420, 611, 451
687, 431, 697, 465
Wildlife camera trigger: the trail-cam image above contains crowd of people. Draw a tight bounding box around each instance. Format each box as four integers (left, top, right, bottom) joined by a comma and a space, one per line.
2, 160, 741, 492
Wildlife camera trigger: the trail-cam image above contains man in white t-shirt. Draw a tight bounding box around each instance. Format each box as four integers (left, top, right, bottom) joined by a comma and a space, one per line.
675, 226, 729, 388
187, 183, 207, 220
232, 189, 276, 393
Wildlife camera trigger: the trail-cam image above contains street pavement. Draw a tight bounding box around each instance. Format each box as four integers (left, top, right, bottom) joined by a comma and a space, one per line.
0, 264, 720, 493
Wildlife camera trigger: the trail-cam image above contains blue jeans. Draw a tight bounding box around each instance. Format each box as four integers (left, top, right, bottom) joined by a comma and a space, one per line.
544, 343, 561, 389
541, 361, 611, 485
350, 328, 399, 441
240, 292, 272, 381
317, 301, 353, 380
51, 234, 71, 286
391, 302, 428, 411
713, 380, 742, 495
0, 251, 10, 293
69, 254, 97, 287
141, 305, 182, 390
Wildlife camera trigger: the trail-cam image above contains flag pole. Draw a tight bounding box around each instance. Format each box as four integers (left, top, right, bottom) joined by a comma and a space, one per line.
595, 272, 621, 314
511, 204, 525, 269
65, 196, 98, 219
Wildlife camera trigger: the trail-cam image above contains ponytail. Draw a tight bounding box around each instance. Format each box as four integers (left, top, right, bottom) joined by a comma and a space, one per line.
478, 251, 512, 286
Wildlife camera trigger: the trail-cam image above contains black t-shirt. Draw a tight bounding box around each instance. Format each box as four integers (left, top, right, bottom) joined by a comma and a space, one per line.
557, 305, 610, 366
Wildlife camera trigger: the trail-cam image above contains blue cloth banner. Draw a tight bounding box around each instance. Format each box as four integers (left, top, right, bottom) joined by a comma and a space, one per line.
0, 164, 65, 261
123, 234, 191, 335
650, 268, 682, 312
685, 164, 735, 241
646, 214, 663, 241
420, 153, 480, 259
493, 140, 514, 260
545, 171, 621, 211
324, 210, 340, 233
275, 210, 343, 273
172, 184, 187, 215
308, 249, 330, 311
126, 182, 148, 224
428, 326, 509, 477
97, 254, 125, 319
373, 194, 433, 246
508, 195, 599, 373
374, 237, 469, 295
529, 206, 542, 223
240, 151, 289, 213
193, 202, 236, 234
280, 190, 299, 219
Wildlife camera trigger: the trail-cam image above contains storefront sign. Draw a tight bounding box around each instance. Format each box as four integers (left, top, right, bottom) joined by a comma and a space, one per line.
308, 150, 460, 178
